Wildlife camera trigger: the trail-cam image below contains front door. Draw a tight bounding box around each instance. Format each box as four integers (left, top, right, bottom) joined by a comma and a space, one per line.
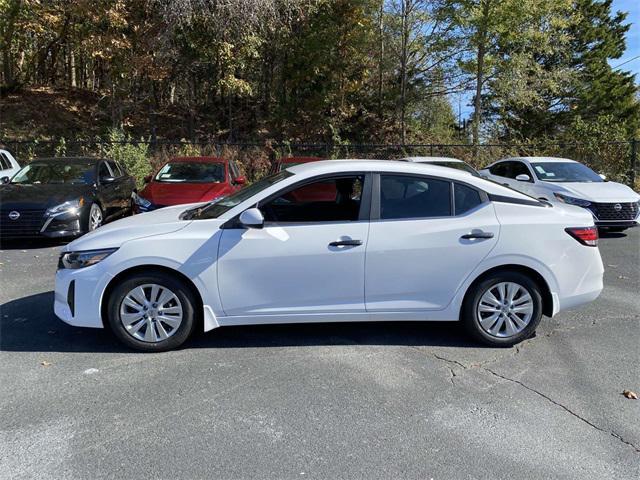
365, 174, 499, 311
217, 174, 370, 317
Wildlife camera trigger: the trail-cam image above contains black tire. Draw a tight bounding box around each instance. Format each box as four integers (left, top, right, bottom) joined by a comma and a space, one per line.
461, 271, 543, 347
106, 272, 197, 352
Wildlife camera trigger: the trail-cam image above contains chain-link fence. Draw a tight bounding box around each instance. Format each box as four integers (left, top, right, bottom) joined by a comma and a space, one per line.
3, 138, 638, 188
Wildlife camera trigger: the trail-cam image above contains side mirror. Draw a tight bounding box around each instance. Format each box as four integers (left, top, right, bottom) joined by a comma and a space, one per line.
234, 176, 246, 186
143, 175, 152, 183
100, 176, 116, 184
515, 174, 531, 182
239, 208, 264, 229
1, 176, 9, 184
599, 173, 607, 181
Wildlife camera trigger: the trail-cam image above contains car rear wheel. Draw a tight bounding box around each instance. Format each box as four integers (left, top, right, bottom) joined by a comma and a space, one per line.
107, 272, 197, 352
462, 271, 543, 347
88, 203, 103, 231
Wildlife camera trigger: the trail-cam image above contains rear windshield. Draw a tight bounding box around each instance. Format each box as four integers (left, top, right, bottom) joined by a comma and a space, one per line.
11, 162, 95, 185
531, 162, 602, 183
156, 162, 225, 183
431, 161, 479, 176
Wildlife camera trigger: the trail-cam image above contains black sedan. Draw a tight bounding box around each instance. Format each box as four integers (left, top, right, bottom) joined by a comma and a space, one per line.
0, 157, 136, 239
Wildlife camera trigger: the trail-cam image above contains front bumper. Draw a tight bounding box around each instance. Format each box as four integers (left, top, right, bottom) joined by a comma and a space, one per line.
0, 210, 83, 239
583, 201, 640, 228
54, 264, 112, 328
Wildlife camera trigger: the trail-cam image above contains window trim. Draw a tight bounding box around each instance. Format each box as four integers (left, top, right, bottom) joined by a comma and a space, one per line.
372, 172, 470, 222
222, 172, 373, 229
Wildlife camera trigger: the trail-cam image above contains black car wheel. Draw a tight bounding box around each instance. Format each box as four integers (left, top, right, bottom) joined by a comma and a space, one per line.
88, 203, 103, 231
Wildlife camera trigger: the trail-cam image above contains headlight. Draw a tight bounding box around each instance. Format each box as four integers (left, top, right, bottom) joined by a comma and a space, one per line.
58, 248, 118, 269
134, 193, 152, 208
46, 198, 84, 216
553, 193, 591, 207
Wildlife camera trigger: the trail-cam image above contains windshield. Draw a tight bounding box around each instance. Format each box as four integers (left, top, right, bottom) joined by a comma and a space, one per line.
11, 162, 95, 185
431, 161, 479, 176
155, 162, 225, 183
531, 162, 603, 183
185, 170, 293, 220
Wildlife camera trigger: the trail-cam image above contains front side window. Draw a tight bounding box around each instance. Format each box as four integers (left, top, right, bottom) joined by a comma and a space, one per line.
186, 170, 292, 220
155, 162, 225, 183
489, 162, 508, 177
262, 175, 364, 223
11, 162, 96, 185
108, 160, 123, 177
511, 162, 532, 180
98, 162, 112, 181
531, 162, 603, 183
380, 175, 451, 219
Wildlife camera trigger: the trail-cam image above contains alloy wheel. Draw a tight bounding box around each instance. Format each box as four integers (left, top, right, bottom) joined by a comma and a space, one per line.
476, 281, 534, 338
89, 204, 103, 230
119, 284, 184, 343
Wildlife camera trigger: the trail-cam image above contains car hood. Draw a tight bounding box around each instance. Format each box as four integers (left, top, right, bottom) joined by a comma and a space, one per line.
0, 183, 93, 209
63, 203, 204, 252
549, 181, 640, 202
140, 181, 229, 205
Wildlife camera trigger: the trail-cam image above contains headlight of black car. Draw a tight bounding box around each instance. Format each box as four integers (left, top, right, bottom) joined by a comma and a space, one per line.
46, 198, 85, 216
58, 248, 118, 269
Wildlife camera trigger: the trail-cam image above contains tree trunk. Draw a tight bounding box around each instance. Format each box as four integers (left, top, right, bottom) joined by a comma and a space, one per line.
377, 0, 384, 120
400, 0, 409, 145
472, 0, 491, 156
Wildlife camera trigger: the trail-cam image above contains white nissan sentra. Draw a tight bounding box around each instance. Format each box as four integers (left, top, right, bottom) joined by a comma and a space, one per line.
54, 160, 604, 351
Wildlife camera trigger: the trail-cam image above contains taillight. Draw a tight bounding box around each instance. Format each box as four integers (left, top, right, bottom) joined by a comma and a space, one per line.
565, 226, 598, 246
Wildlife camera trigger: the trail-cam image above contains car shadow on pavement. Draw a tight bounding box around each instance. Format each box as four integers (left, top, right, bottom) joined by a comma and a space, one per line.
1, 291, 478, 353
0, 238, 69, 250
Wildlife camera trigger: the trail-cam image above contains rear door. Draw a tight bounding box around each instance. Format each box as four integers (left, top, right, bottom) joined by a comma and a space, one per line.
217, 173, 371, 317
365, 174, 499, 311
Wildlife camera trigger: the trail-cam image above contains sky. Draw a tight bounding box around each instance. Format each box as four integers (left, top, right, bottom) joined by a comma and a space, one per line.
455, 0, 639, 120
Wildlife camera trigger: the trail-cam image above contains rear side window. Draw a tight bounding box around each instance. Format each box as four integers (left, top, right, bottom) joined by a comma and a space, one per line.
380, 175, 451, 219
454, 183, 482, 215
0, 153, 11, 170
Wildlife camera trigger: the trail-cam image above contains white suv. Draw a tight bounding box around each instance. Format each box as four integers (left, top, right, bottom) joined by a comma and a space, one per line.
480, 157, 640, 231
0, 149, 20, 182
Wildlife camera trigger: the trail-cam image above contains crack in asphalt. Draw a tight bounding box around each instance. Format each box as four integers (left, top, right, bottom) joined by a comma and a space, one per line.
484, 367, 640, 454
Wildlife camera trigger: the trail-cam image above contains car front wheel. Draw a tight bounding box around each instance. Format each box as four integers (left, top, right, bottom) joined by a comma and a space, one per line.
107, 272, 197, 351
462, 271, 543, 347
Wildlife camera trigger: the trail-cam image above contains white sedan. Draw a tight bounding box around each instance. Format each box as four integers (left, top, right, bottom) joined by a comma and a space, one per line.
400, 156, 480, 176
480, 157, 640, 231
54, 160, 604, 351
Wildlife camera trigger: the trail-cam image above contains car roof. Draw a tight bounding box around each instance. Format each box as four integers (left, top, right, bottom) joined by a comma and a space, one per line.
281, 156, 324, 164
30, 157, 104, 164
169, 156, 227, 163
401, 156, 465, 163
286, 159, 534, 199
502, 157, 578, 164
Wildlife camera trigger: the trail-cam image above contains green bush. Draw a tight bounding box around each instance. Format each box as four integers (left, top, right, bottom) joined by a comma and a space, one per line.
104, 129, 152, 189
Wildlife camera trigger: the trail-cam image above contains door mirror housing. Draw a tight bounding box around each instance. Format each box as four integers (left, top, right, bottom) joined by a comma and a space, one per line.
515, 174, 531, 182
239, 208, 264, 229
143, 175, 152, 183
599, 173, 607, 181
234, 176, 247, 186
100, 176, 116, 185
0, 176, 9, 184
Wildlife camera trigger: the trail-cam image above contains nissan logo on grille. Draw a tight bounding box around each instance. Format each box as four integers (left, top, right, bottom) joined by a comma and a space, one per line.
8, 211, 20, 220
613, 203, 622, 211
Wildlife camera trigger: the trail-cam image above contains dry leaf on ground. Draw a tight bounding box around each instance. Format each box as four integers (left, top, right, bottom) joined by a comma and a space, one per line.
622, 389, 638, 399
40, 361, 52, 367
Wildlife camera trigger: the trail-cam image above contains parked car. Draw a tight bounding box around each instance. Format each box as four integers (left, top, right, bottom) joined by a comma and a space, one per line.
400, 156, 480, 176
133, 156, 245, 213
479, 157, 640, 231
269, 156, 336, 201
55, 160, 603, 352
0, 149, 21, 180
0, 157, 135, 239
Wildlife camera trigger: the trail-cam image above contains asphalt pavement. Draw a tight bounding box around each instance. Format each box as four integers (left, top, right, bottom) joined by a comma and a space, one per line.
1, 229, 639, 479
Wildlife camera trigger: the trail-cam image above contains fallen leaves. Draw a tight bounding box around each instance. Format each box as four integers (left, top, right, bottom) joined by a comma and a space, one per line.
622, 389, 638, 400
40, 360, 52, 367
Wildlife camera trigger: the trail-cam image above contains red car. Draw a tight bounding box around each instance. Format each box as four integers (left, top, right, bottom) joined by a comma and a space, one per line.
134, 156, 245, 213
270, 156, 336, 202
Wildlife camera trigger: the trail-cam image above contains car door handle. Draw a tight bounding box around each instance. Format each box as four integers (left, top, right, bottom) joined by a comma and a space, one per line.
461, 231, 494, 240
329, 239, 363, 247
